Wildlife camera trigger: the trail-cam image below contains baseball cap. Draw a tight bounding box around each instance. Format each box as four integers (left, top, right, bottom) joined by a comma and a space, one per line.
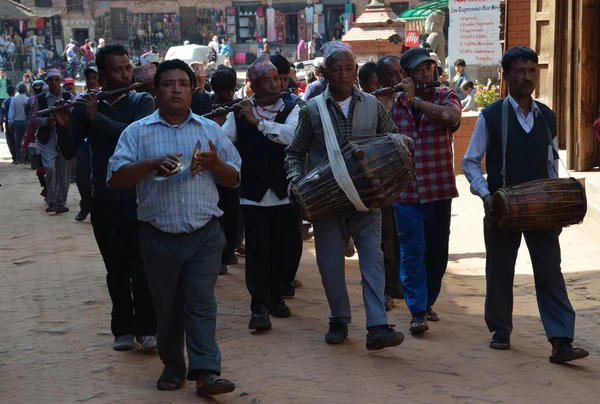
84, 65, 98, 75
99, 38, 105, 43
63, 78, 75, 84
400, 47, 436, 70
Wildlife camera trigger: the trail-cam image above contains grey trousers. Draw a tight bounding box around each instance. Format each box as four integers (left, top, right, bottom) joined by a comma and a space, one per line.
39, 134, 71, 208
140, 218, 225, 382
313, 209, 388, 328
483, 218, 576, 342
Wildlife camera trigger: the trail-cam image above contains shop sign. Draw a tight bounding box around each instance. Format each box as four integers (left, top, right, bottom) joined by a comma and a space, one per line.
405, 30, 419, 47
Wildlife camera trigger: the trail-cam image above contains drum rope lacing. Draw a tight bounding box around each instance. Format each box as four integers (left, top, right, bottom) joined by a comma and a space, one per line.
314, 94, 369, 212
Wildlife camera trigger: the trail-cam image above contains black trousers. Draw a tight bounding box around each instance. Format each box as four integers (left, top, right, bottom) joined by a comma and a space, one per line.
217, 184, 240, 264
5, 125, 15, 161
75, 144, 92, 214
381, 206, 401, 296
483, 218, 575, 341
242, 204, 303, 311
91, 198, 156, 337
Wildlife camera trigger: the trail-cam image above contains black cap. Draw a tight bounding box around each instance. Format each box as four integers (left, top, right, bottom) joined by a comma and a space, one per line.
400, 47, 436, 70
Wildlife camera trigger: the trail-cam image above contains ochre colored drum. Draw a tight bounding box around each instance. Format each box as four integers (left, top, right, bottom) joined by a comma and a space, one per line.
292, 133, 415, 223
492, 178, 587, 231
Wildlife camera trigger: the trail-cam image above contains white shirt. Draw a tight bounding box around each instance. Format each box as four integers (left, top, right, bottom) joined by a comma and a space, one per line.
462, 95, 558, 198
208, 40, 219, 55
337, 95, 352, 118
221, 98, 300, 207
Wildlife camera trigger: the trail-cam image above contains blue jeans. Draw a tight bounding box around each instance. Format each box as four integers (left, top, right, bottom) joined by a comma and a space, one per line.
393, 200, 452, 317
313, 209, 388, 328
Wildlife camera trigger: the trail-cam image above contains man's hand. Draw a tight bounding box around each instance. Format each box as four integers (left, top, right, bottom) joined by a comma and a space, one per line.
238, 100, 259, 126
208, 108, 229, 126
76, 93, 98, 122
401, 78, 415, 105
193, 140, 220, 173
287, 176, 301, 206
483, 194, 494, 221
376, 93, 395, 113
149, 153, 182, 177
52, 100, 72, 127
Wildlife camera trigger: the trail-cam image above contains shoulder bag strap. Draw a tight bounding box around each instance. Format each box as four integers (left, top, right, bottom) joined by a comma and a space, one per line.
500, 97, 509, 187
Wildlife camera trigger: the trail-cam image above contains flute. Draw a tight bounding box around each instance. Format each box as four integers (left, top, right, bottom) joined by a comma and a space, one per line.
371, 81, 441, 96
212, 98, 243, 109
37, 82, 144, 116
202, 89, 292, 119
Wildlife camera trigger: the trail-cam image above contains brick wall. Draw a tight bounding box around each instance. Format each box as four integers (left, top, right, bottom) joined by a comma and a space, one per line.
506, 0, 531, 49
453, 113, 481, 175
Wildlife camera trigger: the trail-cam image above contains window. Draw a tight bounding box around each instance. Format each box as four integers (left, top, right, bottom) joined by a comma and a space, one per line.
35, 0, 53, 7
67, 0, 84, 13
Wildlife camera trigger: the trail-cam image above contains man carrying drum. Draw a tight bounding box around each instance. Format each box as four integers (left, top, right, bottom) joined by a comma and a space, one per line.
462, 46, 589, 363
285, 42, 404, 350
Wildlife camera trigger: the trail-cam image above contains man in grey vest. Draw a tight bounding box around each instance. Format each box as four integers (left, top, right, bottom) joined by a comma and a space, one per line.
285, 42, 404, 350
463, 46, 589, 363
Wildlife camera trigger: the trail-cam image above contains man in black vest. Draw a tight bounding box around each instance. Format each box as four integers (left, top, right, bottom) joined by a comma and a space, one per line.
219, 54, 303, 331
462, 46, 589, 363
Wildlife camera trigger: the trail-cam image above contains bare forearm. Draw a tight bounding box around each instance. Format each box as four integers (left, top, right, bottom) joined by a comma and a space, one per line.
212, 160, 239, 188
419, 101, 461, 127
109, 160, 154, 189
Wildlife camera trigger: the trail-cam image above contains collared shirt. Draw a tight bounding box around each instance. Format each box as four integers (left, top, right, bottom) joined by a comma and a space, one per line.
107, 110, 241, 234
462, 95, 558, 199
391, 87, 461, 204
285, 86, 398, 179
222, 98, 300, 207
33, 89, 71, 138
234, 86, 249, 100
8, 93, 28, 123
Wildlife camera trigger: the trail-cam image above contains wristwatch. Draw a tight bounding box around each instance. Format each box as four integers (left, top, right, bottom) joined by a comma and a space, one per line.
257, 120, 265, 132
414, 96, 422, 110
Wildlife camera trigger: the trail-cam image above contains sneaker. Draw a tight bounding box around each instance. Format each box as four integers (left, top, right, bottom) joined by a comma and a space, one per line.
271, 299, 292, 318
366, 325, 405, 350
55, 206, 70, 214
136, 335, 158, 351
112, 334, 134, 351
325, 320, 348, 345
409, 316, 429, 334
384, 295, 395, 311
219, 264, 228, 275
248, 306, 272, 330
281, 282, 295, 299
227, 252, 238, 265
75, 211, 89, 222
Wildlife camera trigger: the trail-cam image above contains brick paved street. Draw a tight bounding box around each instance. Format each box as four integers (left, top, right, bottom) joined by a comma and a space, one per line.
1, 141, 600, 404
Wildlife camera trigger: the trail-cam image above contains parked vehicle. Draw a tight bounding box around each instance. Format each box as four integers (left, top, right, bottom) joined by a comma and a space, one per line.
165, 44, 226, 66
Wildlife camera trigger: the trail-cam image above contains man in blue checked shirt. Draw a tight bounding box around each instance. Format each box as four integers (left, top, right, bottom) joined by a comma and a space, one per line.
107, 59, 241, 397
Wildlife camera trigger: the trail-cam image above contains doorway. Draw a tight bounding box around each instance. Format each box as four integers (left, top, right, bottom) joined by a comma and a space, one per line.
72, 29, 89, 47
285, 14, 298, 44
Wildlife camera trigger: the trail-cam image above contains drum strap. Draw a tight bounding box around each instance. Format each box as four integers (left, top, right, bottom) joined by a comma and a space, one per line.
500, 97, 563, 188
314, 94, 369, 212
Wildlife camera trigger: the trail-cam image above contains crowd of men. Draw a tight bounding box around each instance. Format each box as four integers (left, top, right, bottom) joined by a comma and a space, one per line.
5, 39, 589, 398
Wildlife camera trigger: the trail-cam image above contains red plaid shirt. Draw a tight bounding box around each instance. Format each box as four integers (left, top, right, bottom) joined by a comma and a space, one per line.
392, 87, 460, 204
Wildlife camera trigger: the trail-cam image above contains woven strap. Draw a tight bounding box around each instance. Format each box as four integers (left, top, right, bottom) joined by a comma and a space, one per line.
315, 94, 369, 212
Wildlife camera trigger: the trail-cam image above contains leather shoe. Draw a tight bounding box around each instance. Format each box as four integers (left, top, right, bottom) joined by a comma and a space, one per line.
248, 306, 272, 330
75, 211, 89, 222
55, 206, 70, 214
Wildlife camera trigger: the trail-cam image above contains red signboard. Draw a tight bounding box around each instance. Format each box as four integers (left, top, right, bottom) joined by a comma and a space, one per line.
405, 30, 420, 47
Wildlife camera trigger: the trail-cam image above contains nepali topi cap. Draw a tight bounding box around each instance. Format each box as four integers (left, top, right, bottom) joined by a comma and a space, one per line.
246, 53, 277, 82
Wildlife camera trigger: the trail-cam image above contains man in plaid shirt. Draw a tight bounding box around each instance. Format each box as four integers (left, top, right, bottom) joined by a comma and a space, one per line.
391, 48, 461, 334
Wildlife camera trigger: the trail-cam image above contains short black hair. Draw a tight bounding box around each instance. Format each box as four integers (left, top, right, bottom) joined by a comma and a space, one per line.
359, 62, 377, 83
295, 62, 304, 70
17, 83, 26, 93
154, 59, 196, 90
270, 54, 291, 75
7, 85, 15, 96
96, 43, 129, 72
211, 67, 237, 92
454, 59, 466, 67
501, 46, 538, 73
461, 80, 474, 90
374, 56, 400, 79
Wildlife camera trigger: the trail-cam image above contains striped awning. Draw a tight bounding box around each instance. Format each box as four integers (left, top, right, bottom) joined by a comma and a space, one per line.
397, 0, 448, 22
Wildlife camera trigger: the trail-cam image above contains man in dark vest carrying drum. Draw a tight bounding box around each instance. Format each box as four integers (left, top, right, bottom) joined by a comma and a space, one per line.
462, 46, 589, 363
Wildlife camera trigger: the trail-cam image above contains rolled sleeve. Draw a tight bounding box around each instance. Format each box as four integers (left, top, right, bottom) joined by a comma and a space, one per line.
264, 105, 300, 145
106, 123, 140, 185
442, 88, 462, 133
215, 126, 242, 187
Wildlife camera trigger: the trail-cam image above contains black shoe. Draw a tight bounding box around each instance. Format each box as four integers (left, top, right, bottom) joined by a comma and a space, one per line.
281, 282, 295, 299
384, 295, 395, 311
46, 206, 56, 213
409, 316, 429, 334
227, 252, 238, 265
325, 320, 348, 345
248, 306, 272, 330
366, 325, 405, 350
271, 299, 292, 318
55, 206, 69, 214
75, 211, 89, 222
219, 264, 228, 275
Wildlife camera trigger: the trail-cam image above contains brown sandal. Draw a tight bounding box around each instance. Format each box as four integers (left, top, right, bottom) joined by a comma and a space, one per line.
156, 376, 183, 391
196, 374, 236, 396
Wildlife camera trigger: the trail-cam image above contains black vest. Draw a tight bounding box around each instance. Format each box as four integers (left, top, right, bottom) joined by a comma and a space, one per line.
35, 91, 72, 145
235, 101, 295, 202
482, 99, 556, 194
